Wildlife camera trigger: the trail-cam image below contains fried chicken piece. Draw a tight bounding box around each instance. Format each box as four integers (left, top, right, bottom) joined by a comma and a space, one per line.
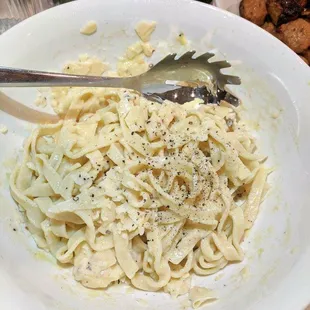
240, 0, 268, 26
278, 18, 310, 53
267, 0, 303, 25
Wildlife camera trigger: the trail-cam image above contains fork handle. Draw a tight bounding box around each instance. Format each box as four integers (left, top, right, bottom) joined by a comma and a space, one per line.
0, 66, 138, 89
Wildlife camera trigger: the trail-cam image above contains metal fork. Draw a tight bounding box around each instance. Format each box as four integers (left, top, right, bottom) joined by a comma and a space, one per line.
0, 51, 241, 122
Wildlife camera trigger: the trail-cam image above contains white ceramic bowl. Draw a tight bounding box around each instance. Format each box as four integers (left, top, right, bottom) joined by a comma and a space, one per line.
213, 0, 241, 14
0, 0, 310, 309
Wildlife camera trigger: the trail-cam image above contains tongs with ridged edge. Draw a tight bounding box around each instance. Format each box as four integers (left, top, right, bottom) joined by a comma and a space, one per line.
143, 51, 241, 106
0, 50, 241, 122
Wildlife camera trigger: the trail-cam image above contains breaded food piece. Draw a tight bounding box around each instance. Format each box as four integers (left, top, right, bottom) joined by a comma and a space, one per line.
302, 49, 310, 63
267, 0, 303, 25
278, 18, 310, 53
262, 21, 276, 34
240, 0, 268, 26
275, 28, 284, 41
262, 22, 284, 40
299, 55, 309, 64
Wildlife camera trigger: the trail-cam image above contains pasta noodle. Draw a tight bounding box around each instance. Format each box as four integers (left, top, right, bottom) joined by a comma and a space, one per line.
9, 29, 269, 306
10, 88, 268, 307
189, 286, 217, 309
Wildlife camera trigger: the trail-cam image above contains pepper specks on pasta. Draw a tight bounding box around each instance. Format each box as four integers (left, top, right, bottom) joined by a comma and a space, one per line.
10, 85, 268, 306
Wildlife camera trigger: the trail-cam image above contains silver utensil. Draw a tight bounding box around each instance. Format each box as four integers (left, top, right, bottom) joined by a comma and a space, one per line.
0, 51, 241, 122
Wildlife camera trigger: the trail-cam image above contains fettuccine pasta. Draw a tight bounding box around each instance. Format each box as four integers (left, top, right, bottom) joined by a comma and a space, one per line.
10, 23, 269, 307
10, 87, 268, 307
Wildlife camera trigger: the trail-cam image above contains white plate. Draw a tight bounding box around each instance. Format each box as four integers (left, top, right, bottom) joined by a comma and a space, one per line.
0, 0, 310, 309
